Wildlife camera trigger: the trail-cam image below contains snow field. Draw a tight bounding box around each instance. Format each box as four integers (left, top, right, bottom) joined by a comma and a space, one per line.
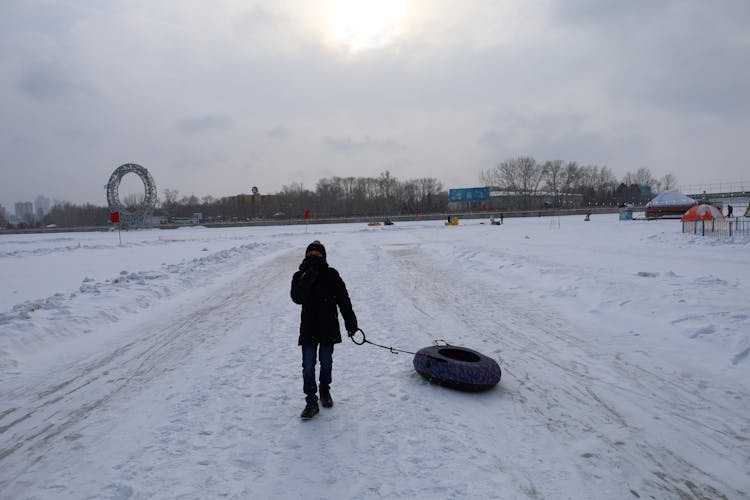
1, 216, 749, 499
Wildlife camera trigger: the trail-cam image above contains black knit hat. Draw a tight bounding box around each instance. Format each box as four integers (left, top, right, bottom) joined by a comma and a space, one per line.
306, 240, 326, 259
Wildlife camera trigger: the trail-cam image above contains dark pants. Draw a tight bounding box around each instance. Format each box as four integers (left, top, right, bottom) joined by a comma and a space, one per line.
302, 343, 334, 405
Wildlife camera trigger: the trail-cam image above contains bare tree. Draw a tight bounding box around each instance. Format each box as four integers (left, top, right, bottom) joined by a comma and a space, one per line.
622, 166, 665, 200
416, 177, 444, 212
377, 170, 397, 198
516, 157, 546, 207
315, 178, 344, 216
542, 160, 564, 205
594, 166, 618, 192
180, 194, 200, 206
480, 166, 502, 187
278, 182, 316, 217
660, 173, 678, 191
45, 203, 110, 227
623, 167, 659, 190
281, 182, 307, 194
561, 161, 581, 193
498, 159, 521, 190
161, 189, 179, 212
376, 171, 397, 213
122, 193, 145, 211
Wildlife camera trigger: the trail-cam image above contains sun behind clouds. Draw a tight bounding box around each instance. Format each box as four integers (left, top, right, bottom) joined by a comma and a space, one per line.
323, 0, 408, 54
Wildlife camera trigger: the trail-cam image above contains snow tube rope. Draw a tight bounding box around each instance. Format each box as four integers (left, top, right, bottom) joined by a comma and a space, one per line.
349, 328, 449, 357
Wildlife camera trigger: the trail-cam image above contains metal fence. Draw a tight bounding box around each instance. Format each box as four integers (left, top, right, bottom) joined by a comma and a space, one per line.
682, 218, 750, 238
679, 181, 750, 194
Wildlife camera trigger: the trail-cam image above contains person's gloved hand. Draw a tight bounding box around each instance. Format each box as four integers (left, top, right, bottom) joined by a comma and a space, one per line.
347, 326, 358, 337
302, 255, 324, 270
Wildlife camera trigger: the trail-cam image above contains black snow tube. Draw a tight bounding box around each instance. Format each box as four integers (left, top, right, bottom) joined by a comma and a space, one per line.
413, 345, 501, 391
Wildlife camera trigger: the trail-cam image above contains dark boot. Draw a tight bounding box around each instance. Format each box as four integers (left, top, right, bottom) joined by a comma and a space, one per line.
320, 388, 333, 408
300, 402, 319, 419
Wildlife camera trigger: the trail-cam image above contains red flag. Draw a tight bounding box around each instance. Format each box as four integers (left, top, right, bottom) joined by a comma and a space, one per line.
303, 209, 310, 220
110, 211, 120, 223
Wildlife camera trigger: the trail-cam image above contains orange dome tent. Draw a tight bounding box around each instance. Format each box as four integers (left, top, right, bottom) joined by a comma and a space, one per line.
681, 204, 725, 221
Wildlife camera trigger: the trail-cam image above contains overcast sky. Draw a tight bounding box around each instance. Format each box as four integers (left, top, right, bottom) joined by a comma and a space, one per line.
1, 0, 749, 209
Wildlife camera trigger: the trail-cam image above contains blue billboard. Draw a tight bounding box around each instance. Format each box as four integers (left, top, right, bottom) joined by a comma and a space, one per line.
449, 187, 490, 202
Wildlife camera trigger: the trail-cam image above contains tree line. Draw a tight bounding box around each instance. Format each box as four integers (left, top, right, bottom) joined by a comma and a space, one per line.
275, 171, 446, 217
154, 171, 447, 220
480, 158, 677, 209
4, 161, 677, 228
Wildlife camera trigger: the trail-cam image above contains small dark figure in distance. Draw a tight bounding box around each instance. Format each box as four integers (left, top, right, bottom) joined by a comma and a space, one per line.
727, 205, 733, 217
291, 240, 358, 419
585, 211, 591, 221
500, 213, 504, 224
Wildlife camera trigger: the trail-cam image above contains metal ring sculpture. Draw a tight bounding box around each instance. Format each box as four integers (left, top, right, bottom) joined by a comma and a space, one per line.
106, 163, 157, 228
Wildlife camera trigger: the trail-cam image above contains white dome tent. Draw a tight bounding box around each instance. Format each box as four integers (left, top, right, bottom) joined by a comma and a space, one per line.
645, 191, 697, 219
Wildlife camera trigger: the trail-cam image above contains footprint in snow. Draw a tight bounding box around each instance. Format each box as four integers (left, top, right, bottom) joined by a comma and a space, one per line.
690, 325, 716, 338
732, 347, 750, 366
635, 271, 659, 278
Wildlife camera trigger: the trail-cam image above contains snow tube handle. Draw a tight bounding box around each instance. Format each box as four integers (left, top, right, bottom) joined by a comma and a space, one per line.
349, 328, 366, 345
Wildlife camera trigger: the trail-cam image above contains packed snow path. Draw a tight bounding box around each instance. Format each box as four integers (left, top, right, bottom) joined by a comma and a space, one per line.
1, 219, 749, 499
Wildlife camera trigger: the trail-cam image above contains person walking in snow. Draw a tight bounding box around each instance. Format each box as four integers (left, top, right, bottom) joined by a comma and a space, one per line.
291, 240, 358, 419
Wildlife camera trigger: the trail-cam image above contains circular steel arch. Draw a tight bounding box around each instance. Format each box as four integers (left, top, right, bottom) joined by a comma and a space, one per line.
106, 163, 157, 228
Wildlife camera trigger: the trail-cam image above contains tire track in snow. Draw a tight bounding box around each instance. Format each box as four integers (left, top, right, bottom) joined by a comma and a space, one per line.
365, 241, 748, 500
0, 246, 300, 497
448, 244, 750, 499
369, 242, 587, 498
97, 247, 306, 499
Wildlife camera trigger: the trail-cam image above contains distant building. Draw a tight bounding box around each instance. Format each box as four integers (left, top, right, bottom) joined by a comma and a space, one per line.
232, 193, 270, 219
150, 215, 168, 225
0, 203, 6, 219
447, 189, 583, 212
35, 195, 50, 218
15, 201, 34, 221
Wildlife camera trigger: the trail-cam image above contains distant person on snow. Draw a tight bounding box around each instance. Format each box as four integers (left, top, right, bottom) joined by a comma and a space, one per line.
291, 240, 358, 419
727, 205, 733, 218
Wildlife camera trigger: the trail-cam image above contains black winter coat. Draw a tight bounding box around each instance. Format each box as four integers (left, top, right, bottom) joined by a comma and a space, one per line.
291, 260, 357, 345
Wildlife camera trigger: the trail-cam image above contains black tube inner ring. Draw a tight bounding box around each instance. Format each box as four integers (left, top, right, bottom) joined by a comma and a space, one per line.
438, 348, 481, 363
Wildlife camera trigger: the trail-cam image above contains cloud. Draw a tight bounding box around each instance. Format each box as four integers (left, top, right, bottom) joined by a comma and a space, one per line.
2, 0, 749, 209
16, 64, 96, 101
176, 115, 234, 135
477, 107, 650, 170
553, 0, 750, 119
323, 135, 399, 153
267, 126, 294, 139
